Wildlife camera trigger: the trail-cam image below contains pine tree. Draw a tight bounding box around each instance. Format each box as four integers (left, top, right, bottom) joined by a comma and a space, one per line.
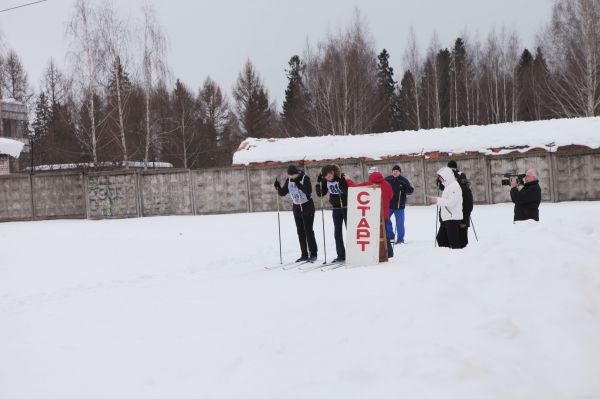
373, 49, 400, 132
516, 49, 535, 121
532, 47, 550, 120
281, 55, 313, 137
31, 92, 52, 166
398, 70, 418, 130
233, 60, 274, 138
436, 49, 452, 128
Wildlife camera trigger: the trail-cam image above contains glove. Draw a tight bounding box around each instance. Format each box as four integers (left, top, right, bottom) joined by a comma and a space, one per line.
274, 179, 281, 190
317, 174, 324, 183
315, 184, 322, 197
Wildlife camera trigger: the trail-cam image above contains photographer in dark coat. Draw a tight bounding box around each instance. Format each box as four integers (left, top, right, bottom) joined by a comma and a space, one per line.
510, 168, 542, 222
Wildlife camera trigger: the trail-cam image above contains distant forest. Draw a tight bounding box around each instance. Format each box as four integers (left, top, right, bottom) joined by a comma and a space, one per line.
1, 0, 599, 169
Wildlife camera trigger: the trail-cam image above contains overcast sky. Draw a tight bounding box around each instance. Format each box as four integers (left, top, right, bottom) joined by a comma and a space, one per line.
1, 0, 553, 107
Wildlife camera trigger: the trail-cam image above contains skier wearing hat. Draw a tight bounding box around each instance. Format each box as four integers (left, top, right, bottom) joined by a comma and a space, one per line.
274, 165, 318, 262
385, 165, 414, 244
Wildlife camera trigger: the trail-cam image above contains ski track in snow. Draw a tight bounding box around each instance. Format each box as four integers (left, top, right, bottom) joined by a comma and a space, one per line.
1, 202, 600, 399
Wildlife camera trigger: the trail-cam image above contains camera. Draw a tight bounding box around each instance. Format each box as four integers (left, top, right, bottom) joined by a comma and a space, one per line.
501, 173, 526, 186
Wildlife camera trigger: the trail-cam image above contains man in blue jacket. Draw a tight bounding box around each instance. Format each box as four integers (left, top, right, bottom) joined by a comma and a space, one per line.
385, 165, 414, 244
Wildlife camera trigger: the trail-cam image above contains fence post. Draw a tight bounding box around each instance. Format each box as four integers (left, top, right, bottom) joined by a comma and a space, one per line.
420, 157, 428, 205
189, 169, 197, 215
483, 156, 494, 205
135, 171, 143, 217
245, 168, 253, 213
29, 173, 35, 221
547, 151, 559, 203
81, 172, 89, 219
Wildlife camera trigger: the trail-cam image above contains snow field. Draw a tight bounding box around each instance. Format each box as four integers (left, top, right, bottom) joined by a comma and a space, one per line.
1, 202, 599, 398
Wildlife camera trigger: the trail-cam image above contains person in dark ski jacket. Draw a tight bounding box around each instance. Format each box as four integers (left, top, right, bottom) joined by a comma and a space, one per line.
349, 167, 395, 258
448, 160, 474, 248
274, 165, 318, 262
385, 165, 414, 244
316, 164, 354, 263
510, 168, 541, 222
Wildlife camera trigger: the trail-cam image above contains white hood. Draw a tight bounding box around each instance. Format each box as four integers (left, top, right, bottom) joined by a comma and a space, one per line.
436, 167, 456, 185
435, 167, 463, 222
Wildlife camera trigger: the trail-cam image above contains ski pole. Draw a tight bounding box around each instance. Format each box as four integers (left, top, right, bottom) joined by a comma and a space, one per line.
320, 194, 327, 264
276, 193, 283, 264
434, 188, 439, 247
470, 215, 479, 242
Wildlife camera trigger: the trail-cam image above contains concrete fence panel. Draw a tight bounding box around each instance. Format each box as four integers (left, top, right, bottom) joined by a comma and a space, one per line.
140, 170, 193, 216
0, 175, 32, 221
193, 168, 249, 214
489, 154, 552, 204
86, 171, 139, 219
555, 152, 600, 201
32, 173, 85, 219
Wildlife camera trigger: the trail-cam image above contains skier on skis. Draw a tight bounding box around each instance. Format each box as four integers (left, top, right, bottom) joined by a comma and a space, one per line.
315, 164, 353, 264
430, 166, 463, 249
274, 164, 318, 262
447, 160, 474, 248
385, 165, 414, 245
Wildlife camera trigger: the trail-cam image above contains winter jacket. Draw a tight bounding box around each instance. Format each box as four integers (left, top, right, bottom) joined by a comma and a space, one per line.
510, 180, 541, 221
277, 171, 313, 206
454, 170, 474, 226
435, 167, 463, 222
349, 171, 393, 221
385, 175, 414, 210
315, 167, 353, 209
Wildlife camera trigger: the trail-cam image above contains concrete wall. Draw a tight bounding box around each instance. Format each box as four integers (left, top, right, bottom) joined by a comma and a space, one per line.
140, 170, 193, 216
86, 171, 139, 219
0, 174, 31, 221
32, 173, 85, 219
1, 150, 599, 223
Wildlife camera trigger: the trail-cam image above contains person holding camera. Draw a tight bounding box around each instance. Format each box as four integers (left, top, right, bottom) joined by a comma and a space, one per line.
430, 167, 463, 249
274, 164, 318, 262
510, 168, 541, 222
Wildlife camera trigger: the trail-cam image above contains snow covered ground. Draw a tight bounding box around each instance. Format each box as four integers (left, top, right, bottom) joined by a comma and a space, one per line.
1, 202, 599, 399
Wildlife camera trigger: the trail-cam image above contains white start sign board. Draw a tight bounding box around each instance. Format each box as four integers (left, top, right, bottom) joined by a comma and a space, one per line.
345, 186, 381, 267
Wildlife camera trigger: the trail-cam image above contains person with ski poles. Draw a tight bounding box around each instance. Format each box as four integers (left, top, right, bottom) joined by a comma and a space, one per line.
385, 165, 414, 245
447, 160, 474, 248
430, 166, 463, 249
315, 164, 354, 264
274, 164, 318, 263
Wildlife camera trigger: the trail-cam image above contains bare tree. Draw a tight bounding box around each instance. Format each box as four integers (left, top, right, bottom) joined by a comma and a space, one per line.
304, 9, 380, 135
138, 1, 169, 167
403, 26, 422, 130
98, 0, 133, 167
66, 0, 106, 163
541, 0, 600, 117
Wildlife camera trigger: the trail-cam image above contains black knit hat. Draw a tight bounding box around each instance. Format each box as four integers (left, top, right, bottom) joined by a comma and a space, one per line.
287, 164, 300, 175
392, 165, 401, 172
447, 160, 458, 169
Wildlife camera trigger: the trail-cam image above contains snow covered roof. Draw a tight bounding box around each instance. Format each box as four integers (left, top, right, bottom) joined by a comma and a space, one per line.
26, 161, 173, 171
233, 117, 600, 165
0, 138, 25, 158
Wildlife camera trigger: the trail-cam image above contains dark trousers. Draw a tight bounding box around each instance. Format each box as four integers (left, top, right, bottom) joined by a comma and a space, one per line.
436, 220, 461, 249
459, 225, 469, 248
293, 201, 318, 257
332, 208, 347, 260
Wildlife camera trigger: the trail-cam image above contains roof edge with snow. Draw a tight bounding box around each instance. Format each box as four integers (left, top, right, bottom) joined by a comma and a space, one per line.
0, 138, 25, 158
233, 117, 600, 166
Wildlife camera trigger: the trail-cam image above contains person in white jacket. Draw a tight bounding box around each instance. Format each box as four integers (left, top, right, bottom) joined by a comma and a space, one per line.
429, 166, 463, 249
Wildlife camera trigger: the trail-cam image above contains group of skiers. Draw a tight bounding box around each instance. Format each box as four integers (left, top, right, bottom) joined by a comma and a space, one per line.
274, 159, 542, 263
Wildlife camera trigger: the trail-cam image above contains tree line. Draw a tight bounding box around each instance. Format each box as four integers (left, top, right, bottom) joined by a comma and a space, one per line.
0, 0, 599, 170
